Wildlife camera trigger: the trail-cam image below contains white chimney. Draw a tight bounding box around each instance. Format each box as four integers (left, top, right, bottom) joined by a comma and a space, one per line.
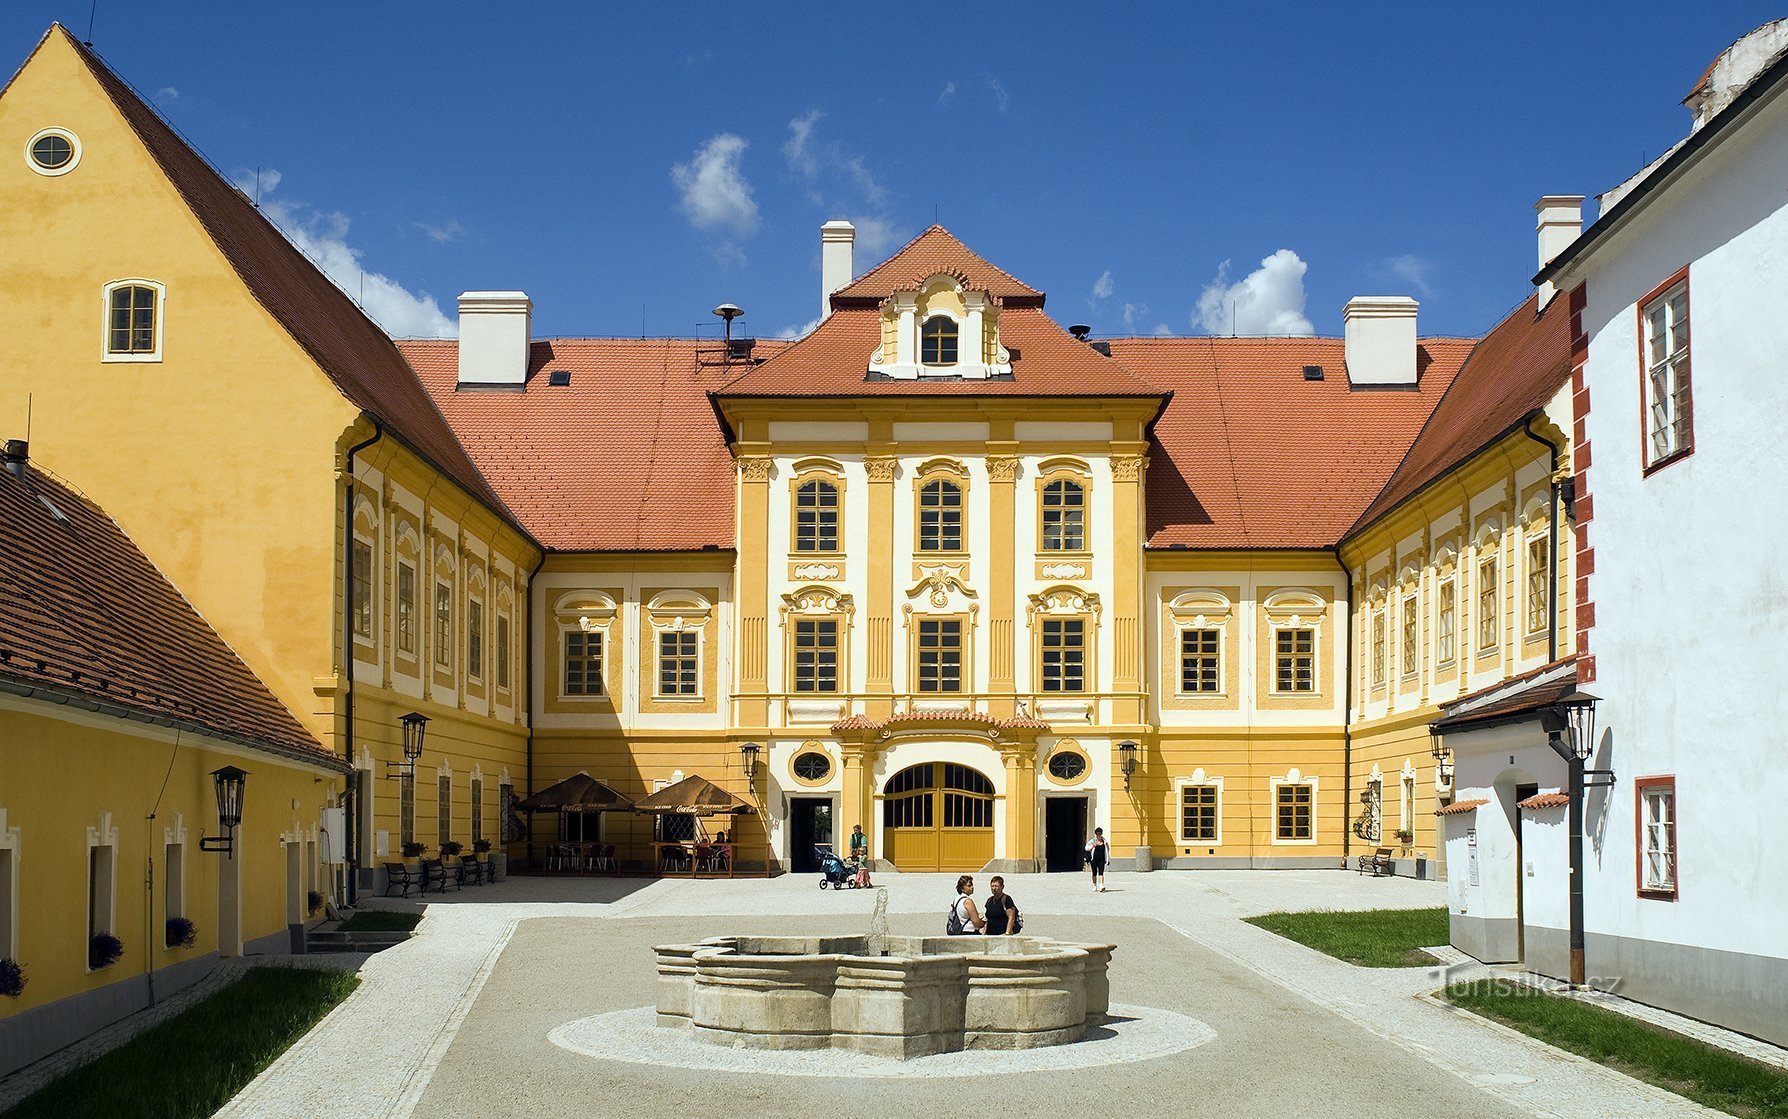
1343, 297, 1419, 387
821, 220, 855, 320
1535, 196, 1584, 308
456, 291, 532, 388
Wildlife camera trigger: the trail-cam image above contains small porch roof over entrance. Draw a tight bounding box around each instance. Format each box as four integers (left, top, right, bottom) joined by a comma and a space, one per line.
1431, 658, 1579, 736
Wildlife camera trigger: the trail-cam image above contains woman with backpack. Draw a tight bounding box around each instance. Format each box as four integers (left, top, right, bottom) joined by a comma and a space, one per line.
1086, 827, 1110, 892
946, 874, 986, 934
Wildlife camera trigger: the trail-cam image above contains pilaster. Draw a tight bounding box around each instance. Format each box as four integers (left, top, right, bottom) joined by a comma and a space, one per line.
865, 454, 896, 718
986, 450, 1019, 717
1109, 450, 1147, 724
735, 450, 772, 725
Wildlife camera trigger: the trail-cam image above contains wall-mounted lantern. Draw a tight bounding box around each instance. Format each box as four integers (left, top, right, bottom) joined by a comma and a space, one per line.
1429, 735, 1455, 789
387, 711, 429, 779
1118, 741, 1139, 792
199, 765, 249, 856
739, 741, 761, 782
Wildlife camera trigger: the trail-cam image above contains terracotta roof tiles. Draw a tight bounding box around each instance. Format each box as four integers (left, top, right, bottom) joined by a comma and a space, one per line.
0, 458, 333, 766
833, 226, 1043, 305
1519, 792, 1570, 810
1434, 798, 1489, 816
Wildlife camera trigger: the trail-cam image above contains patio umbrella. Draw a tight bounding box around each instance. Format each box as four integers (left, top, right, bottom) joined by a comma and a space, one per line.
515, 771, 634, 812
631, 774, 753, 815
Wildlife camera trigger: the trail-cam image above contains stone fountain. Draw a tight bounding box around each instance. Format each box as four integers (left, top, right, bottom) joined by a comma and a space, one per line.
654, 890, 1115, 1059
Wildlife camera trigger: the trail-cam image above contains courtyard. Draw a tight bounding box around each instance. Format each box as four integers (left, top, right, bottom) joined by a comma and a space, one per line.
197, 871, 1716, 1119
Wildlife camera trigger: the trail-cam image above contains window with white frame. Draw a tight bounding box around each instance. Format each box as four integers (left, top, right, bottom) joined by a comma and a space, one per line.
1040, 618, 1086, 692
396, 561, 417, 656
102, 279, 164, 361
1179, 628, 1220, 693
1275, 628, 1315, 693
496, 614, 511, 690
564, 630, 603, 696
1476, 558, 1499, 650
918, 478, 963, 552
916, 618, 963, 692
1040, 479, 1086, 551
1639, 778, 1677, 897
437, 774, 452, 847
471, 778, 484, 846
1400, 772, 1415, 838
1401, 595, 1418, 677
467, 599, 484, 681
1370, 609, 1387, 686
1180, 784, 1219, 842
795, 479, 840, 552
657, 631, 699, 697
1275, 781, 1314, 841
351, 538, 374, 639
1526, 535, 1549, 635
793, 619, 839, 692
434, 580, 453, 668
164, 837, 185, 923
1436, 581, 1457, 665
1642, 280, 1692, 465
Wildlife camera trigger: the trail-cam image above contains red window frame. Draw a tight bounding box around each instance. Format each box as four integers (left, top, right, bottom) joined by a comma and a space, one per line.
1634, 774, 1678, 901
1636, 266, 1693, 477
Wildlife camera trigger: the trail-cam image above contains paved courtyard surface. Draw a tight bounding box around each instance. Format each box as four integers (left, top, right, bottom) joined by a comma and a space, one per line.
216, 870, 1723, 1119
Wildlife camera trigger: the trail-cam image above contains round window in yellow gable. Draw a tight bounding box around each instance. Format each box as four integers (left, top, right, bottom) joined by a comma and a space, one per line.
789, 748, 834, 787
25, 127, 81, 176
1044, 743, 1089, 786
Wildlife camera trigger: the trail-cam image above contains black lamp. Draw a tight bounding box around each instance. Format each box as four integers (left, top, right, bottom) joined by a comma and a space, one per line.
388, 711, 429, 778
1542, 690, 1600, 761
1118, 741, 1139, 791
200, 765, 248, 856
739, 742, 761, 782
1429, 734, 1455, 787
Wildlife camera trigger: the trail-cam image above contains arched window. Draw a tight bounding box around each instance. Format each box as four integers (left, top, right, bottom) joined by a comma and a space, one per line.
794, 479, 839, 551
921, 315, 958, 365
1041, 479, 1085, 551
918, 479, 962, 551
103, 279, 163, 361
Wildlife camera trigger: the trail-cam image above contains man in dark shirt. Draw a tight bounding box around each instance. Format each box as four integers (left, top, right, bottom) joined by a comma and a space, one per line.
984, 875, 1020, 935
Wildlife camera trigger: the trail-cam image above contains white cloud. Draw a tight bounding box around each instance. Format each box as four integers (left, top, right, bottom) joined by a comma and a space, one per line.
777, 316, 823, 340
1121, 302, 1148, 333
1385, 253, 1434, 298
987, 77, 1009, 113
939, 81, 957, 105
154, 86, 179, 104
238, 169, 454, 339
412, 219, 465, 243
842, 155, 888, 208
1091, 269, 1114, 302
848, 215, 901, 256
1153, 323, 1174, 337
671, 134, 760, 243
783, 110, 822, 179
1194, 249, 1315, 336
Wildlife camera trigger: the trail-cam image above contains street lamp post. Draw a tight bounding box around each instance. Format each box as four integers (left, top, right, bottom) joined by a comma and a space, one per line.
199, 765, 249, 856
739, 741, 761, 783
1118, 741, 1138, 792
387, 711, 429, 779
1541, 689, 1603, 987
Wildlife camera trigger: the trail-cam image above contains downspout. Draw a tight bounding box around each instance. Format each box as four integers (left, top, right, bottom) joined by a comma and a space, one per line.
523, 549, 547, 870
342, 419, 384, 906
1332, 544, 1355, 864
1521, 417, 1562, 663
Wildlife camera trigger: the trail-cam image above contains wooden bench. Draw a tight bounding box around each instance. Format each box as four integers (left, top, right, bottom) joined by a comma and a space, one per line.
383, 861, 420, 897
1357, 847, 1397, 877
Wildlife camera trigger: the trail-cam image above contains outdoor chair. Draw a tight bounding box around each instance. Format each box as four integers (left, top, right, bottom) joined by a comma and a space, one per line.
383, 861, 420, 898
1358, 847, 1397, 877
547, 844, 574, 872
589, 844, 617, 872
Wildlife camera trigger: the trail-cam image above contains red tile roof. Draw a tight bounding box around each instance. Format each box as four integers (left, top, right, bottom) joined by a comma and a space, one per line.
55, 28, 514, 527
1108, 336, 1476, 548
832, 226, 1043, 306
1519, 792, 1570, 810
1434, 798, 1489, 816
713, 307, 1165, 399
1349, 293, 1573, 535
401, 339, 787, 551
0, 457, 334, 766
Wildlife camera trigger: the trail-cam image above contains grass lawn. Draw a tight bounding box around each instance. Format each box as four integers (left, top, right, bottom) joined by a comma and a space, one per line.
338, 910, 422, 933
1, 967, 357, 1119
1446, 981, 1788, 1118
1245, 906, 1448, 967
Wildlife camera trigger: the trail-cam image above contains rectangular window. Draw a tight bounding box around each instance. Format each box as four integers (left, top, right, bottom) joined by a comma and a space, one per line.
918, 480, 963, 551
467, 600, 484, 681
1179, 628, 1220, 693
1040, 480, 1086, 551
1526, 535, 1549, 635
793, 620, 839, 693
437, 775, 452, 847
399, 773, 415, 847
1477, 558, 1498, 651
1040, 618, 1085, 692
471, 779, 483, 846
1401, 595, 1418, 677
1181, 785, 1219, 842
794, 481, 840, 552
1436, 581, 1457, 665
1275, 628, 1315, 693
351, 539, 374, 639
88, 844, 115, 940
1370, 612, 1386, 686
1642, 280, 1692, 466
164, 842, 185, 922
495, 615, 511, 689
498, 782, 515, 844
107, 283, 158, 354
1276, 783, 1314, 841
434, 581, 452, 668
916, 618, 963, 692
564, 630, 604, 696
396, 561, 416, 655
1639, 778, 1677, 897
658, 631, 699, 696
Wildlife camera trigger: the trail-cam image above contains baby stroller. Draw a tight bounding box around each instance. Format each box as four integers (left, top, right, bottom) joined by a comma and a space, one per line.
816, 844, 858, 889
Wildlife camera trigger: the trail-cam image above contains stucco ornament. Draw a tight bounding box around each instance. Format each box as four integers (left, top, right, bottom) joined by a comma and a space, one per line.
907, 564, 977, 609
865, 457, 898, 483
1026, 586, 1100, 622
1040, 562, 1086, 579
780, 585, 856, 618
792, 563, 840, 580
737, 457, 774, 482
1110, 454, 1146, 482
985, 456, 1020, 482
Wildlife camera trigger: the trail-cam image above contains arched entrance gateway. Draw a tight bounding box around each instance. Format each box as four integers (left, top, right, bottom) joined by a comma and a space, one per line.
882, 763, 995, 871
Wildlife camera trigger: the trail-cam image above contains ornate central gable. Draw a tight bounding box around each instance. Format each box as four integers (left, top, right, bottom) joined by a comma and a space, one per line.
867, 272, 1012, 381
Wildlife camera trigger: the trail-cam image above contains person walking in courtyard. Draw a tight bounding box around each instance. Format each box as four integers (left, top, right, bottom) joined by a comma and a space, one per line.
947, 874, 985, 934
1086, 827, 1109, 892
985, 875, 1020, 935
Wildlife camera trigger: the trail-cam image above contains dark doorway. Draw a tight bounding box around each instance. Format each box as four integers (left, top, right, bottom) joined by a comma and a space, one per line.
1044, 796, 1089, 872
1514, 781, 1538, 962
788, 798, 833, 873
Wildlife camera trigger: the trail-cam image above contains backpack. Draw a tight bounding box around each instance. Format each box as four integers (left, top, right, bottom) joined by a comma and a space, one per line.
946, 896, 969, 935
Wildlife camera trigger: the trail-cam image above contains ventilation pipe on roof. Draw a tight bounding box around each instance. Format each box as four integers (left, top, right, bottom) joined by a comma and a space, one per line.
1535, 196, 1584, 310
1342, 297, 1419, 387
821, 220, 855, 320
2, 439, 25, 480
457, 291, 532, 389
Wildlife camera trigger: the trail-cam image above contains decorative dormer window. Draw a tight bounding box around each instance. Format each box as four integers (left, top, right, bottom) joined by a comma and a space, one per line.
921, 316, 958, 365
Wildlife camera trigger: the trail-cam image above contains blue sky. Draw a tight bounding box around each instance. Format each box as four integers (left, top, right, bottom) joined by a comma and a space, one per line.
4, 3, 1779, 341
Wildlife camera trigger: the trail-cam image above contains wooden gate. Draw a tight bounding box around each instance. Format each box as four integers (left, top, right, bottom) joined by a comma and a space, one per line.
882, 763, 995, 872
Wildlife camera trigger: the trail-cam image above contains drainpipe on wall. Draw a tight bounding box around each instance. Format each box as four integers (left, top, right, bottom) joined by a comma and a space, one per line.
1332, 545, 1355, 865
522, 550, 547, 870
342, 419, 384, 907
1521, 417, 1562, 664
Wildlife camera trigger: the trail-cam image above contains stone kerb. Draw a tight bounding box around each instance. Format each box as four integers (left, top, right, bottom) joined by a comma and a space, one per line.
652, 934, 1113, 1058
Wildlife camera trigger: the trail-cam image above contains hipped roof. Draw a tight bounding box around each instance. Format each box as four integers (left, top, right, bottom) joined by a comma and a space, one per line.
632, 774, 753, 815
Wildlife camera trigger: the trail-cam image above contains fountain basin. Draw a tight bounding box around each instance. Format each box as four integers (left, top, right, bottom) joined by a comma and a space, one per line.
654, 935, 1114, 1059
